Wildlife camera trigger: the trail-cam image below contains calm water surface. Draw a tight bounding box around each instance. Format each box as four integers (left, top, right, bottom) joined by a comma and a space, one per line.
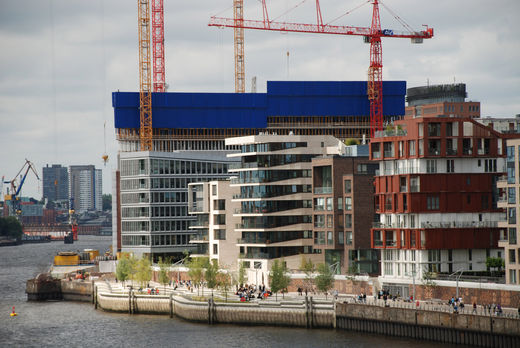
0, 236, 450, 348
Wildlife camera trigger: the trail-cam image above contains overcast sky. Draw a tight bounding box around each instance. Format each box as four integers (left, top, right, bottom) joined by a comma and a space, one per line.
1, 0, 519, 199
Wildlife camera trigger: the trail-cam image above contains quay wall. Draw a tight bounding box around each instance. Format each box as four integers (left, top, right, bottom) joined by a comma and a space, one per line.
336, 303, 520, 348
60, 280, 92, 302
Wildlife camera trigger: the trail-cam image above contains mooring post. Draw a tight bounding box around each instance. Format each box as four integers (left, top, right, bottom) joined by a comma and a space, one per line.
94, 284, 98, 310
129, 289, 132, 314
169, 293, 173, 318
310, 296, 314, 329
333, 300, 337, 329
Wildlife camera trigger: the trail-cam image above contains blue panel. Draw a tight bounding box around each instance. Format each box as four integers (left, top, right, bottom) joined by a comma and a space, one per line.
113, 81, 406, 129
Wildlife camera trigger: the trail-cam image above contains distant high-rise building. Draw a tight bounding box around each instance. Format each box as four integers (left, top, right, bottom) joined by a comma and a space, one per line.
405, 83, 481, 119
42, 164, 69, 203
69, 165, 102, 212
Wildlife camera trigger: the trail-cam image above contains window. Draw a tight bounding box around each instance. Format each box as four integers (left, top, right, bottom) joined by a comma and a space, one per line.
509, 249, 516, 264
314, 197, 325, 211
344, 180, 352, 193
314, 215, 325, 228
214, 214, 226, 225
254, 261, 262, 269
345, 197, 352, 210
337, 197, 343, 211
509, 187, 516, 204
214, 199, 225, 210
214, 229, 226, 240
427, 196, 439, 210
213, 244, 218, 255
212, 185, 217, 196
327, 231, 333, 245
345, 214, 352, 228
510, 270, 517, 284
509, 208, 516, 224
446, 159, 454, 173
426, 159, 437, 173
510, 228, 517, 244
484, 159, 497, 173
408, 140, 416, 156
346, 231, 352, 245
338, 231, 344, 245
326, 197, 333, 211
327, 215, 333, 228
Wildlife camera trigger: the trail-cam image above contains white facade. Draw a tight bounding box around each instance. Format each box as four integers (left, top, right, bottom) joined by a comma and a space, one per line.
118, 151, 237, 259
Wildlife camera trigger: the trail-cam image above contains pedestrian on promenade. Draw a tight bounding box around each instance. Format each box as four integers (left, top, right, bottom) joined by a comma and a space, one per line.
472, 302, 477, 314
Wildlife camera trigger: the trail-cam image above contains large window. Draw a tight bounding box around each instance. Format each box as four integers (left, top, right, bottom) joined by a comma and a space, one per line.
427, 196, 439, 210
426, 159, 437, 173
345, 197, 352, 210
510, 228, 517, 244
509, 187, 516, 204
344, 180, 352, 194
345, 214, 352, 228
314, 215, 325, 228
509, 208, 516, 225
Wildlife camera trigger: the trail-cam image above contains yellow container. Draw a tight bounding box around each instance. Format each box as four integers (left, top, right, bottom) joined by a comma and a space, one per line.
54, 252, 80, 266
83, 249, 99, 261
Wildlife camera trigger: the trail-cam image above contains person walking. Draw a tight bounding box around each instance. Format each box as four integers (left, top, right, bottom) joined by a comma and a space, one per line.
472, 302, 477, 314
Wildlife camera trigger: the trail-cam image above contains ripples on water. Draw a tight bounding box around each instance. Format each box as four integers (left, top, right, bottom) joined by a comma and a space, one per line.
0, 236, 450, 348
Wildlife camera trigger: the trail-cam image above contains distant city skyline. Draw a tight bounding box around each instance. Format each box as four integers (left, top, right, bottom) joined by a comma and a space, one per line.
1, 0, 519, 198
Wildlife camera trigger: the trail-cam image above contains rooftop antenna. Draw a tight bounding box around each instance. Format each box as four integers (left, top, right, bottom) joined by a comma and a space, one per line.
286, 51, 290, 80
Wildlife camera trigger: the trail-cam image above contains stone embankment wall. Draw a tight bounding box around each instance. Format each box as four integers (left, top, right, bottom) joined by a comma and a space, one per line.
60, 280, 92, 302
94, 283, 333, 328
336, 303, 520, 348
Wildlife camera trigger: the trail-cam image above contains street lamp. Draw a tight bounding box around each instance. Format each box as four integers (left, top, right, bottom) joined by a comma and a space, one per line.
450, 269, 464, 299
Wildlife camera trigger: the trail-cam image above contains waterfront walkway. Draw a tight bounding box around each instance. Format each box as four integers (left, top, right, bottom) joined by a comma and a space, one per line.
97, 279, 520, 320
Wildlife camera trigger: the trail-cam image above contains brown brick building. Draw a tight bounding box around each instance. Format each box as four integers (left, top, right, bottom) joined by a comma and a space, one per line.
311, 147, 379, 275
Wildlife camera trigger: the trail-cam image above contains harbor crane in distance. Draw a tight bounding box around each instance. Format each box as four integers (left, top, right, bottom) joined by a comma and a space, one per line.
4, 159, 40, 218
209, 0, 433, 138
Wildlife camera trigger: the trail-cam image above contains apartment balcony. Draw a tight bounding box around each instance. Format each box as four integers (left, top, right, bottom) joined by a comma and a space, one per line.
372, 222, 408, 229
496, 176, 509, 188
446, 148, 458, 156
420, 220, 501, 229
428, 148, 440, 156
190, 232, 209, 243
240, 252, 270, 260
314, 187, 332, 194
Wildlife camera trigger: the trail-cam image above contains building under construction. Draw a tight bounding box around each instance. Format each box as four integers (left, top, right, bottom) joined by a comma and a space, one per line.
112, 80, 406, 260
114, 81, 406, 152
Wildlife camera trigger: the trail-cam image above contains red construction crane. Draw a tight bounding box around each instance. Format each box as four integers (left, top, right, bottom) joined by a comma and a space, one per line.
209, 0, 433, 138
152, 0, 165, 92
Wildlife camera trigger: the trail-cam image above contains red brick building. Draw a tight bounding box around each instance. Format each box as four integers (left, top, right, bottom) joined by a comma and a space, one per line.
369, 116, 506, 291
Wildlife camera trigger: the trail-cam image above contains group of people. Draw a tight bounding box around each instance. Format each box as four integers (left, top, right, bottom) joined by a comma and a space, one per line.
481, 303, 504, 316
236, 284, 271, 301
448, 296, 465, 313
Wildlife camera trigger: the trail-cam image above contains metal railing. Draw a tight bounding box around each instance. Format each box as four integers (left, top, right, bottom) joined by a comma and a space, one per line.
421, 221, 500, 229
314, 187, 332, 194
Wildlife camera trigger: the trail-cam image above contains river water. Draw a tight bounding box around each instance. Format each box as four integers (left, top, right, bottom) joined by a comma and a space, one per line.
0, 236, 450, 348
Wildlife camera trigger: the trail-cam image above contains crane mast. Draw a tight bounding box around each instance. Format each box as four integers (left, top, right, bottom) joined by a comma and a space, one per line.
138, 0, 153, 151
234, 0, 245, 93
152, 0, 165, 92
368, 0, 383, 138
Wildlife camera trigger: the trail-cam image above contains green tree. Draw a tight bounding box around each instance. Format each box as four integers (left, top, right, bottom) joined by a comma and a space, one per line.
0, 217, 23, 240
344, 138, 359, 146
486, 257, 505, 272
315, 263, 335, 300
238, 260, 246, 287
188, 257, 208, 296
116, 253, 132, 286
217, 271, 232, 302
299, 256, 315, 295
135, 256, 152, 288
269, 259, 290, 301
158, 257, 171, 291
102, 194, 112, 211
205, 259, 219, 295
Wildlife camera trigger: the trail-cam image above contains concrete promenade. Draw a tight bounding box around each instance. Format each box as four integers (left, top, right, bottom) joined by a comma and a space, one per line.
88, 279, 520, 347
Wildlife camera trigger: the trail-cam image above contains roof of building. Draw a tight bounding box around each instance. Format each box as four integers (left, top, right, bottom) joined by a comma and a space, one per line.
113, 81, 406, 129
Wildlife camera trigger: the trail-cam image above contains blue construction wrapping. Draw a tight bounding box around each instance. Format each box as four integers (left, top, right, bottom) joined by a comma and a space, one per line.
113, 81, 406, 129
